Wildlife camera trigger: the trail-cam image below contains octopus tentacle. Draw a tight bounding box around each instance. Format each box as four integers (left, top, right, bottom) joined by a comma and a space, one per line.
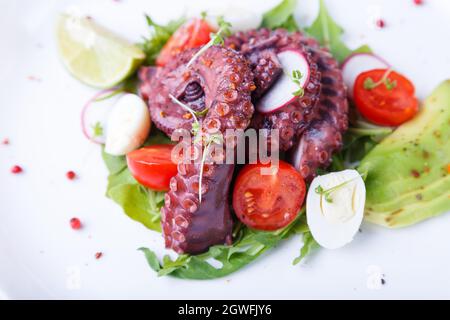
227, 29, 348, 181
289, 36, 349, 182
225, 29, 322, 151
139, 46, 255, 254
163, 163, 235, 254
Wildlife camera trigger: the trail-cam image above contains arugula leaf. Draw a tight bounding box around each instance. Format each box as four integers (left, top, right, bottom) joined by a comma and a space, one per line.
305, 0, 350, 63
102, 148, 127, 175
138, 248, 161, 272
306, 0, 371, 63
303, 0, 380, 169
139, 15, 185, 65
102, 128, 172, 232
333, 118, 394, 166
143, 127, 173, 146
293, 232, 319, 265
278, 14, 300, 32
351, 44, 373, 55
141, 211, 308, 279
261, 0, 299, 30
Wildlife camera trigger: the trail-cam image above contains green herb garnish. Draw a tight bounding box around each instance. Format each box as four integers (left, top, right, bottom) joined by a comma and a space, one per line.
289, 69, 305, 97
363, 69, 397, 91
92, 121, 104, 138
169, 94, 223, 203
315, 176, 361, 203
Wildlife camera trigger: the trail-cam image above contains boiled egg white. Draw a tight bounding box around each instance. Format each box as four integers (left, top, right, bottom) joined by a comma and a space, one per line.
104, 94, 151, 156
306, 169, 366, 249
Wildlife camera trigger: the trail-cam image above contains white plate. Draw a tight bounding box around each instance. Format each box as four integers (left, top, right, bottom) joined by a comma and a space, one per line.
1, 0, 449, 299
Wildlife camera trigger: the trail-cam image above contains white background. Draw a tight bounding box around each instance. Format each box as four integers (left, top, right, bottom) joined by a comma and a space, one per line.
0, 0, 449, 299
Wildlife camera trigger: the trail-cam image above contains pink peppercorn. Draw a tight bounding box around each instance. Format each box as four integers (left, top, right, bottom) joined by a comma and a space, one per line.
11, 165, 23, 174
376, 19, 386, 28
66, 171, 76, 180
70, 217, 82, 230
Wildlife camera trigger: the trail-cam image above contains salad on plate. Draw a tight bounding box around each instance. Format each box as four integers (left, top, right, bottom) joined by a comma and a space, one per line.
56, 0, 450, 280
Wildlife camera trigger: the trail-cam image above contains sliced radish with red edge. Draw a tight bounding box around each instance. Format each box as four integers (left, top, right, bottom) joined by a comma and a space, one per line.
81, 88, 122, 144
257, 49, 310, 114
341, 53, 390, 98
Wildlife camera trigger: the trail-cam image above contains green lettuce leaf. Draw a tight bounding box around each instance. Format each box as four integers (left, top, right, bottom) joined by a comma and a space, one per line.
306, 0, 371, 63
140, 212, 307, 279
261, 0, 299, 31
106, 0, 386, 279
293, 232, 319, 265
102, 128, 172, 232
139, 15, 185, 65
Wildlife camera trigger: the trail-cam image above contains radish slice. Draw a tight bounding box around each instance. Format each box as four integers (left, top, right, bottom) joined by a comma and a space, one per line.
81, 88, 121, 144
257, 49, 311, 114
341, 53, 390, 97
104, 94, 151, 156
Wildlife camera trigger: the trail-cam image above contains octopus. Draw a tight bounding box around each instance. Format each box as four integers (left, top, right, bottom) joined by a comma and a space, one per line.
138, 29, 348, 254
225, 29, 348, 181
289, 35, 349, 180
225, 29, 322, 151
139, 46, 255, 254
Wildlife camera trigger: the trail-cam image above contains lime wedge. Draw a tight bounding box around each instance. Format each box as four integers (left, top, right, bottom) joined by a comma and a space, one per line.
56, 14, 145, 88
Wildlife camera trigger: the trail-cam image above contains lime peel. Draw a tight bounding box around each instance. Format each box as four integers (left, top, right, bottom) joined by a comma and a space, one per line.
57, 14, 145, 88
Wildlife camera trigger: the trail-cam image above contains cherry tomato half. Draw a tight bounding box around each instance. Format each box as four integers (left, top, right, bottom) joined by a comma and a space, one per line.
232, 161, 306, 231
156, 18, 214, 67
354, 69, 419, 126
126, 145, 178, 191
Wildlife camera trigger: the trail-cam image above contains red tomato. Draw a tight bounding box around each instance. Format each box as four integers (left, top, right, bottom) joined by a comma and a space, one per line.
126, 145, 178, 191
232, 161, 306, 231
354, 69, 419, 126
156, 18, 214, 66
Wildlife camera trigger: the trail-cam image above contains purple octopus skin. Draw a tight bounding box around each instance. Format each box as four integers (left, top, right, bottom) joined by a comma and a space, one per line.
140, 46, 255, 136
226, 29, 348, 182
289, 36, 349, 182
225, 29, 322, 151
139, 46, 255, 254
162, 163, 234, 254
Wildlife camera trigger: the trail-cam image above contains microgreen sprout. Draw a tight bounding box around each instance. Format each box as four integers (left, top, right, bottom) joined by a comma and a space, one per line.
195, 108, 210, 118
169, 94, 199, 125
92, 122, 104, 138
186, 16, 232, 68
315, 175, 362, 203
363, 68, 397, 91
169, 94, 223, 203
169, 94, 209, 127
288, 69, 305, 97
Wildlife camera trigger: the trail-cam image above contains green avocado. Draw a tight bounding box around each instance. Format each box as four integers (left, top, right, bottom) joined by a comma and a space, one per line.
358, 80, 450, 228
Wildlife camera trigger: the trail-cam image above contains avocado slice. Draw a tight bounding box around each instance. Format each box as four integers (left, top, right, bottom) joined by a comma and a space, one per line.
358, 80, 450, 228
